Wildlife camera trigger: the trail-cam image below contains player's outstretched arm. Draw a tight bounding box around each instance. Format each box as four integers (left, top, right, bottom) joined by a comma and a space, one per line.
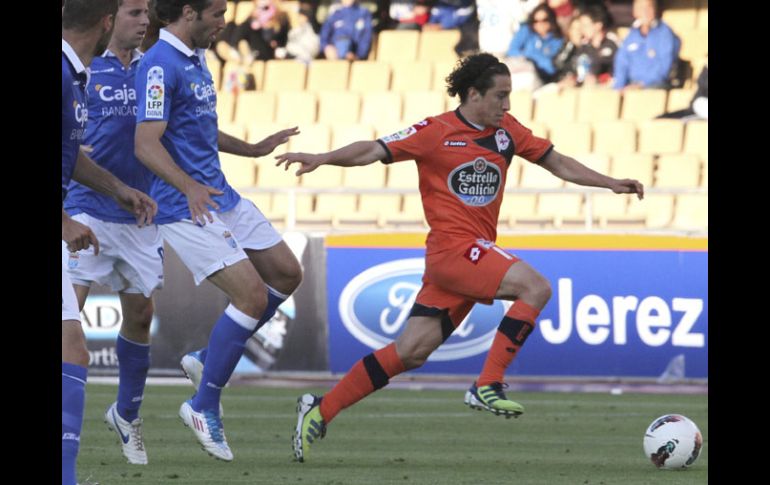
218, 127, 300, 158
72, 148, 158, 226
539, 149, 644, 200
275, 140, 387, 176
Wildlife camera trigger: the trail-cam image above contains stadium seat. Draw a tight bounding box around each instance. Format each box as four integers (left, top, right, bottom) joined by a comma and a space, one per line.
317, 91, 361, 124
263, 60, 306, 92
574, 153, 610, 175
234, 91, 276, 125
576, 88, 621, 123
627, 194, 675, 228
216, 91, 236, 123
219, 122, 246, 140
225, 1, 236, 23
592, 121, 636, 154
661, 4, 698, 32
255, 157, 300, 188
499, 193, 537, 226
505, 158, 522, 187
250, 60, 265, 90
520, 162, 563, 188
240, 192, 271, 215
234, 0, 253, 24
589, 193, 642, 229
306, 60, 350, 92
272, 192, 314, 225
387, 161, 419, 188
402, 91, 445, 123
361, 91, 403, 125
678, 29, 708, 63
621, 89, 668, 122
666, 88, 696, 113
696, 3, 708, 30
700, 159, 708, 187
534, 89, 577, 124
390, 61, 433, 92
683, 120, 708, 159
288, 123, 331, 154
377, 30, 420, 62
637, 119, 684, 154
610, 153, 654, 187
354, 194, 403, 227
525, 121, 548, 139
547, 122, 592, 154
538, 193, 586, 228
655, 154, 701, 188
349, 61, 391, 93
275, 91, 317, 124
432, 60, 458, 92
219, 152, 255, 188
343, 163, 387, 189
418, 30, 460, 61
509, 90, 534, 122
385, 193, 427, 228
672, 194, 708, 230
205, 50, 222, 88
331, 123, 375, 149
246, 122, 282, 144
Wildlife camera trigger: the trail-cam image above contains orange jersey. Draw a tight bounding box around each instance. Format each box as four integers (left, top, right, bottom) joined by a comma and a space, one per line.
378, 109, 553, 253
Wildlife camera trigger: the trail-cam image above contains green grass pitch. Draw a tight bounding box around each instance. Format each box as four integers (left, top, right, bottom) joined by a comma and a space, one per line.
79, 384, 707, 484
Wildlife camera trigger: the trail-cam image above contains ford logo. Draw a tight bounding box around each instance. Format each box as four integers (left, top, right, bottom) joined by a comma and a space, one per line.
339, 259, 511, 361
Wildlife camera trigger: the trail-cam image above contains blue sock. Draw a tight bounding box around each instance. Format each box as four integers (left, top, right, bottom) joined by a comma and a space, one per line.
191, 305, 258, 412
116, 335, 150, 422
62, 362, 87, 485
197, 286, 288, 365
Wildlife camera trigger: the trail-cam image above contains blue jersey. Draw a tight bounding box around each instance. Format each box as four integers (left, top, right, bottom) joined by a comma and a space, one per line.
65, 50, 153, 223
136, 29, 239, 224
62, 40, 89, 202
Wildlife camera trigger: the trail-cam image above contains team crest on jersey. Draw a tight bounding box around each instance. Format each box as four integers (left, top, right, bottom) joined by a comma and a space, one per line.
145, 66, 164, 119
495, 129, 510, 152
381, 119, 431, 143
223, 231, 237, 249
447, 157, 502, 207
68, 252, 79, 269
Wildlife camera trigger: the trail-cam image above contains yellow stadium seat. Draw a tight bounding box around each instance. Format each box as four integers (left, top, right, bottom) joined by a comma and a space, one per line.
306, 60, 350, 92
662, 6, 698, 32
387, 161, 419, 188
275, 91, 317, 124
246, 122, 282, 144
700, 160, 707, 188
610, 153, 654, 187
637, 119, 684, 154
317, 91, 361, 124
331, 123, 375, 149
547, 122, 592, 154
534, 89, 577, 124
349, 61, 391, 93
418, 30, 460, 61
355, 194, 403, 227
390, 61, 433, 92
272, 192, 314, 225
576, 88, 621, 123
520, 162, 563, 188
666, 88, 696, 113
621, 89, 668, 122
314, 193, 358, 217
696, 4, 708, 30
678, 29, 709, 63
219, 152, 255, 188
234, 91, 276, 125
509, 91, 534, 123
683, 120, 707, 159
590, 193, 642, 228
499, 193, 537, 226
672, 194, 708, 230
377, 30, 420, 62
343, 163, 387, 189
216, 91, 236, 123
240, 192, 272, 215
249, 60, 265, 90
432, 60, 458, 92
234, 1, 253, 24
592, 121, 636, 154
445, 94, 460, 112
219, 122, 246, 140
505, 158, 522, 188
575, 153, 610, 175
361, 91, 403, 125
205, 50, 222, 88
655, 154, 701, 188
525, 121, 548, 139
385, 193, 427, 228
255, 158, 300, 188
262, 60, 307, 92
288, 123, 330, 153
538, 193, 586, 227
402, 91, 445, 123
225, 1, 236, 24
627, 194, 675, 228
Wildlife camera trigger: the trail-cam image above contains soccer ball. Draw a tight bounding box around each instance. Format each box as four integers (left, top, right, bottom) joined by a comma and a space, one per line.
643, 414, 703, 469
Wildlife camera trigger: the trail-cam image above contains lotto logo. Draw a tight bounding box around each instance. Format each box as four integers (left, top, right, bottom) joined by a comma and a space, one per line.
464, 244, 486, 264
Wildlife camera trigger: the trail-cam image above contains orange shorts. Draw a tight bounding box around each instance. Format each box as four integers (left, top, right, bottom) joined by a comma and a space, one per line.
414, 238, 520, 327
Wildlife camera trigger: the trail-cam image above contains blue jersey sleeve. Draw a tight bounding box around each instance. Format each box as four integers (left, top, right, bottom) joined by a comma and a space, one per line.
136, 57, 176, 123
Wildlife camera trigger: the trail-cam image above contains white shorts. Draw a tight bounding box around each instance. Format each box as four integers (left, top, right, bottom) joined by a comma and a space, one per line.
65, 213, 164, 298
62, 252, 81, 322
160, 198, 283, 285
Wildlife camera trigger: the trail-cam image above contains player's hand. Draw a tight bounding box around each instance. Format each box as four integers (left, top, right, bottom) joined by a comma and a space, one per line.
184, 181, 223, 226
274, 152, 324, 176
610, 178, 645, 200
62, 217, 100, 255
115, 186, 158, 227
254, 127, 300, 156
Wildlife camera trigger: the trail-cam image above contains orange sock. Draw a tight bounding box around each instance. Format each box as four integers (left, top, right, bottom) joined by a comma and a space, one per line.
320, 343, 405, 424
476, 301, 540, 387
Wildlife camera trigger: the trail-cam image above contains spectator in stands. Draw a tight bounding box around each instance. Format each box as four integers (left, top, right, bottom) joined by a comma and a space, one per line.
571, 4, 618, 86
505, 3, 564, 90
300, 1, 322, 33
285, 6, 321, 63
385, 0, 431, 31
477, 0, 541, 59
658, 60, 707, 120
547, 0, 575, 36
552, 15, 583, 86
612, 0, 680, 90
321, 0, 374, 60
423, 0, 476, 31
228, 0, 290, 62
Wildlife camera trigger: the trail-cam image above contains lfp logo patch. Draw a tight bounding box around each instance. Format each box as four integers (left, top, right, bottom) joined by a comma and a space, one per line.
338, 258, 510, 361
145, 66, 164, 119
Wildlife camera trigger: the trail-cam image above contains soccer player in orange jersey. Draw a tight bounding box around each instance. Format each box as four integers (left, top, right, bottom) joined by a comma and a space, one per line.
276, 53, 645, 462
